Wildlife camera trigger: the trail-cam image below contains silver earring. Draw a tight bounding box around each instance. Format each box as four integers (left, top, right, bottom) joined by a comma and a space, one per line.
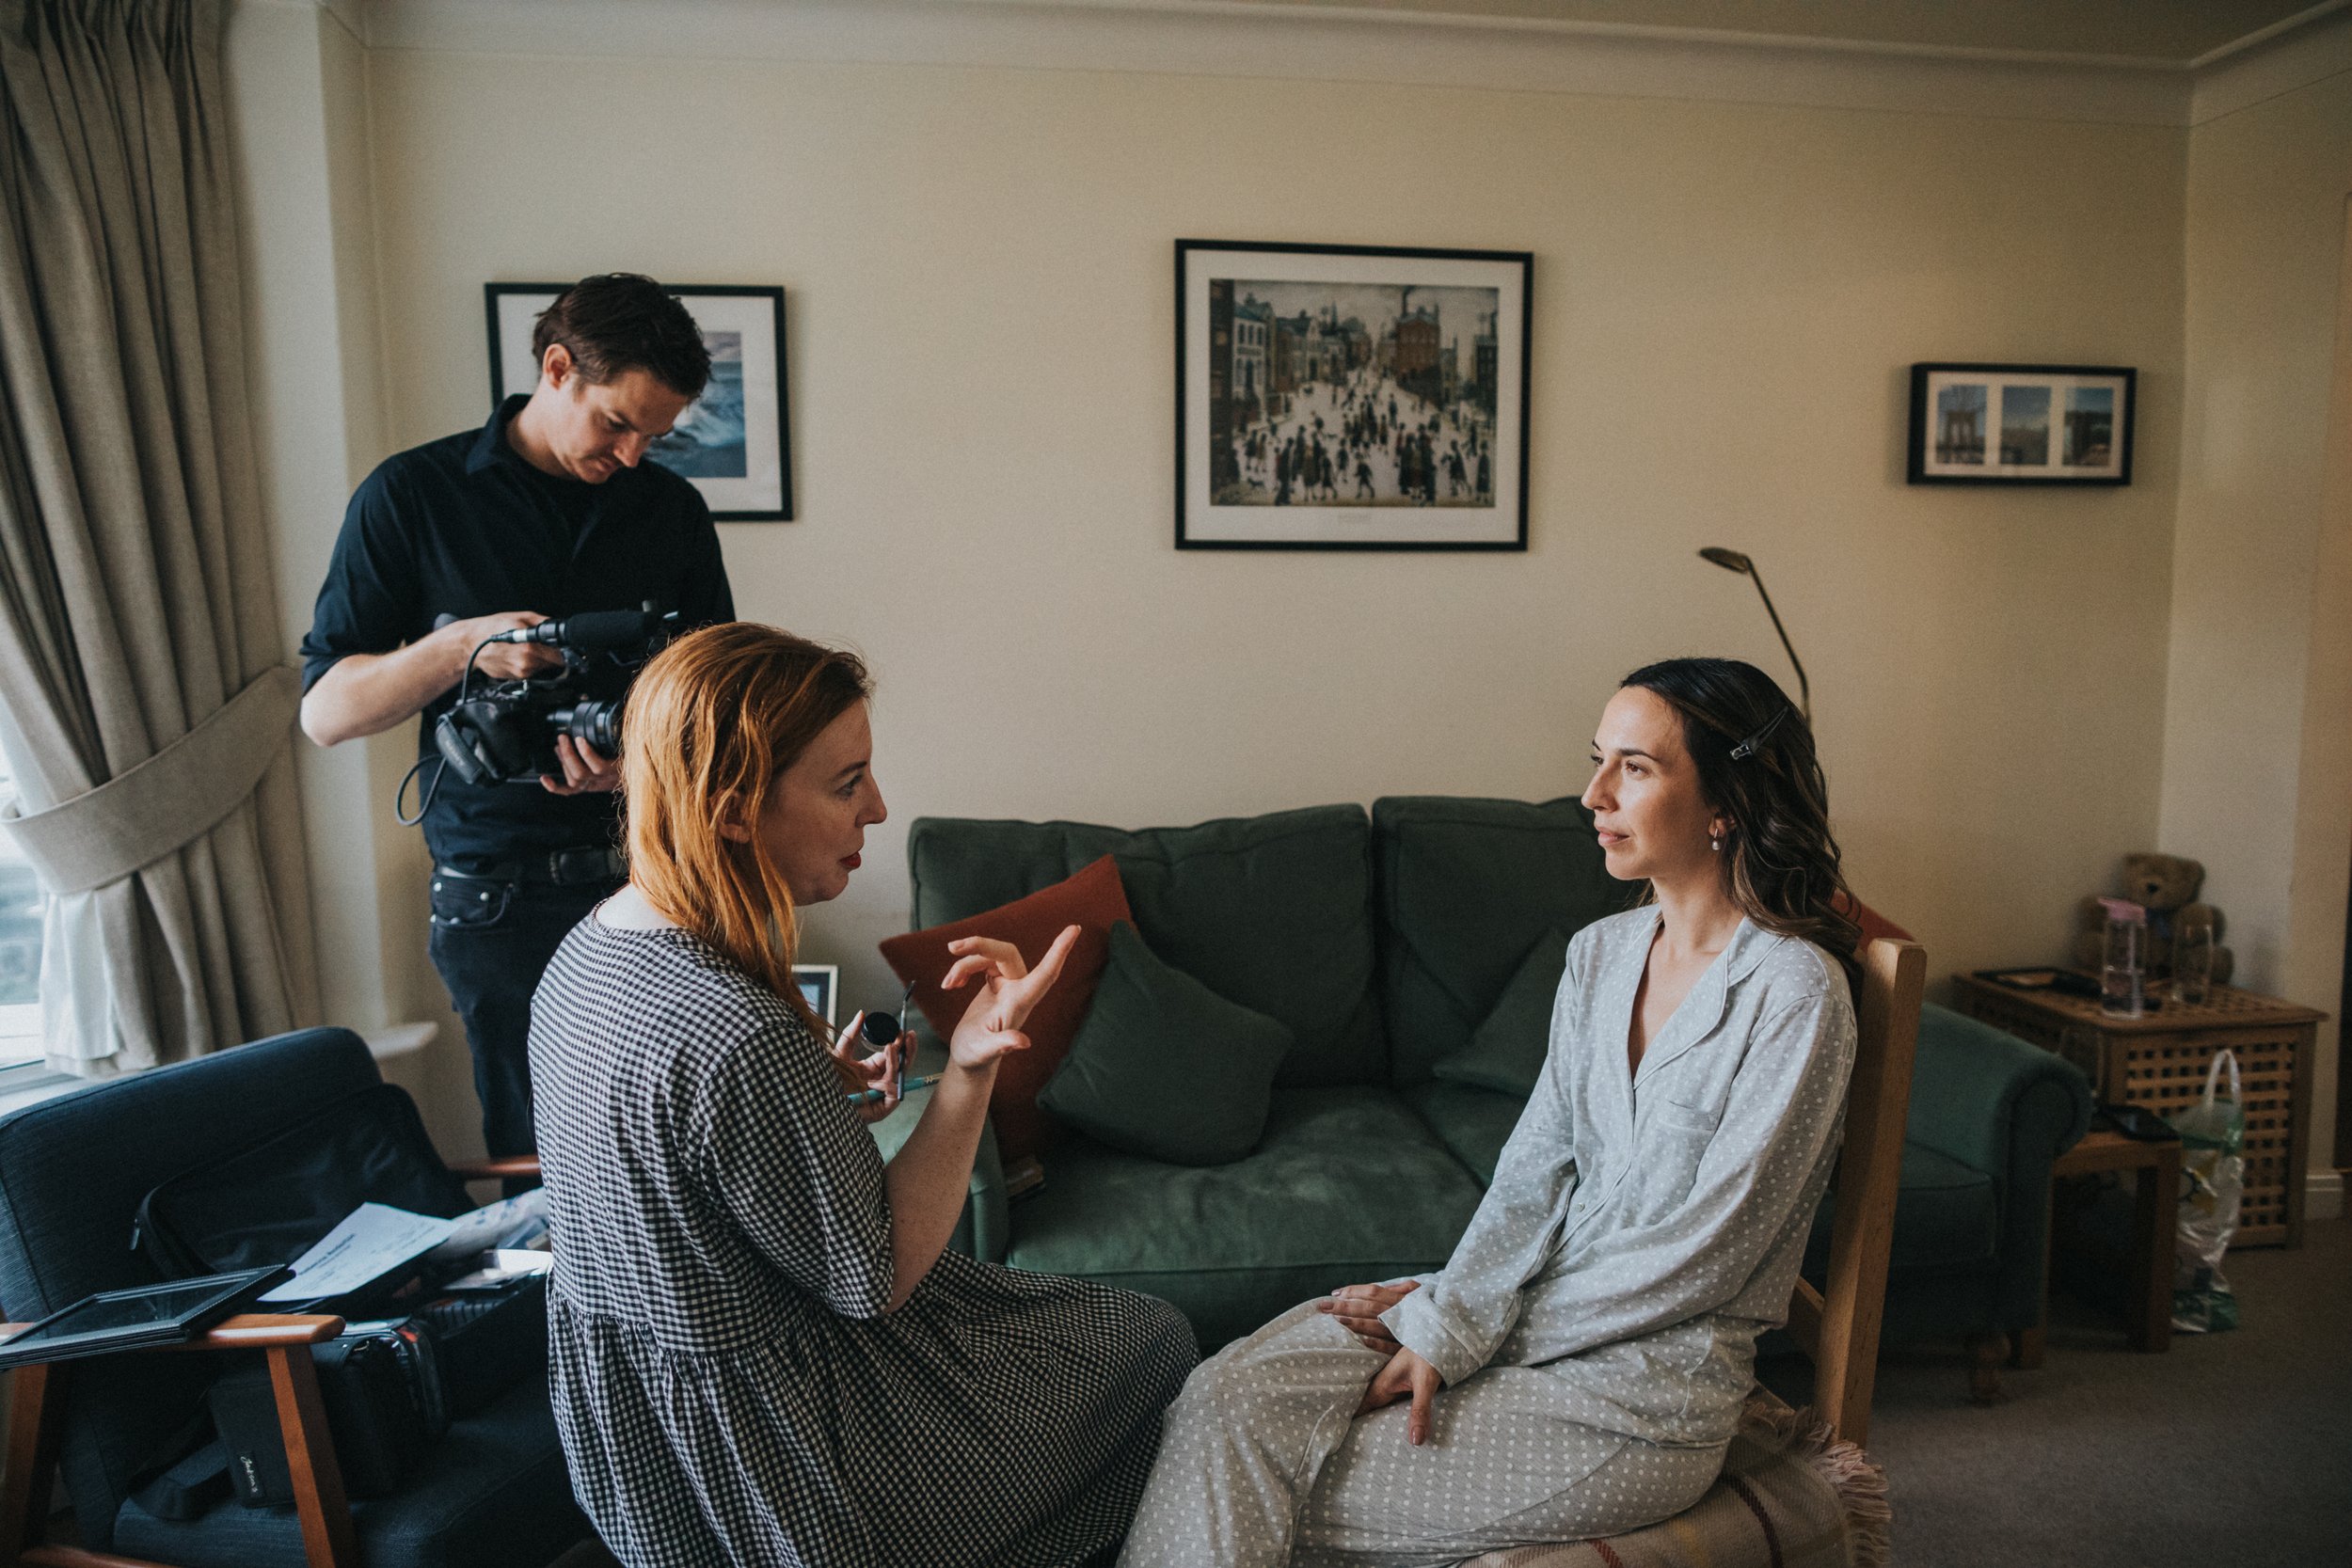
1710, 835, 1723, 853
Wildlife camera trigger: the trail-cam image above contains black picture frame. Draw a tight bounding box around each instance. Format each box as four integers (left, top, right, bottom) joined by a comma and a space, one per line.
1176, 240, 1532, 550
1907, 362, 2135, 486
485, 282, 793, 520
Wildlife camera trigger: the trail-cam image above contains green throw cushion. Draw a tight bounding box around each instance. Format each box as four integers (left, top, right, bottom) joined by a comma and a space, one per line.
1039, 922, 1295, 1165
1432, 927, 1568, 1096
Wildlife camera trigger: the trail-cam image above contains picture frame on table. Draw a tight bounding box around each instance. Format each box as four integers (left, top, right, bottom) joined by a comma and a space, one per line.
485, 282, 792, 519
1907, 362, 2134, 486
790, 964, 838, 1029
1176, 240, 1532, 550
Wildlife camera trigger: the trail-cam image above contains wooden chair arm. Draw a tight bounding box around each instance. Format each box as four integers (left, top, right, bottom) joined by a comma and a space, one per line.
0, 1312, 346, 1354
447, 1155, 541, 1181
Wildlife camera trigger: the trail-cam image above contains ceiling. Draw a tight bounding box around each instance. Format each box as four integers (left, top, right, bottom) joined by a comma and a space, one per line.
1127, 0, 2331, 65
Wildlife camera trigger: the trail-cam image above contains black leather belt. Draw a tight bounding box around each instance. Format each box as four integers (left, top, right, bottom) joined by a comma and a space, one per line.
436, 846, 626, 887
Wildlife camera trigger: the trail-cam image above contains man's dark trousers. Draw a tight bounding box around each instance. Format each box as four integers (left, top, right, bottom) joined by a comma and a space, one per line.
428, 870, 618, 1162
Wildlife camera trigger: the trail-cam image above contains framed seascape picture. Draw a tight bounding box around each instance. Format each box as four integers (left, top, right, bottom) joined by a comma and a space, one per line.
1907, 362, 2134, 486
485, 282, 793, 519
1176, 240, 1532, 550
790, 964, 838, 1029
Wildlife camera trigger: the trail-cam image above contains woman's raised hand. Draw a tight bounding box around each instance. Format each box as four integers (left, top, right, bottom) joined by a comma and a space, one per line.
826, 1011, 903, 1126
939, 925, 1080, 1074
1317, 1279, 1421, 1354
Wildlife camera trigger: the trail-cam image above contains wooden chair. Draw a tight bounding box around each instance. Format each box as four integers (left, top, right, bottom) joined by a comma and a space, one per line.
1470, 935, 1926, 1567
0, 1026, 580, 1568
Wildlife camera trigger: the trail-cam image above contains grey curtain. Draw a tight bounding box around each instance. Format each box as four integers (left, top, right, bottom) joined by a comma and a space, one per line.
0, 0, 319, 1073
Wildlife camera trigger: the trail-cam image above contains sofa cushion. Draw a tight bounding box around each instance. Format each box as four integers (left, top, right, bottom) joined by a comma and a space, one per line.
1040, 921, 1295, 1165
1007, 1085, 1484, 1348
1806, 1140, 1999, 1274
1373, 796, 1626, 1085
1433, 927, 1567, 1097
1403, 1080, 1530, 1186
906, 806, 1381, 1086
880, 853, 1132, 1162
112, 1370, 587, 1568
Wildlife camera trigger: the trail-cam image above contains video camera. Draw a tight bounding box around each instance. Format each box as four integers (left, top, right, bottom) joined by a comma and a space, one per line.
431, 605, 677, 787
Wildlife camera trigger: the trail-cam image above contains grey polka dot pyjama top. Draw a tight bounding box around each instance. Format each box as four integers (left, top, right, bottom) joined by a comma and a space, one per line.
1120, 909, 1858, 1568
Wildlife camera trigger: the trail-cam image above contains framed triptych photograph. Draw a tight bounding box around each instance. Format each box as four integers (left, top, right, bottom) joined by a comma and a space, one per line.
1907, 362, 2134, 486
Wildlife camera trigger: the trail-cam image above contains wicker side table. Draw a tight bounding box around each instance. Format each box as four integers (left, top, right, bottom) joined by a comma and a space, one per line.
1950, 974, 2325, 1246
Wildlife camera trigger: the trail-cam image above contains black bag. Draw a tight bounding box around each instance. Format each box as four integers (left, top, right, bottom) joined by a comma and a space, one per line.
135, 1083, 472, 1308
414, 1275, 549, 1418
210, 1317, 449, 1505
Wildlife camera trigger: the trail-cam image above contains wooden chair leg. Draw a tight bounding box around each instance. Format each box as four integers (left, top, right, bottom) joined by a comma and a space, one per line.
265, 1345, 360, 1568
1, 1364, 70, 1565
1966, 1332, 2010, 1403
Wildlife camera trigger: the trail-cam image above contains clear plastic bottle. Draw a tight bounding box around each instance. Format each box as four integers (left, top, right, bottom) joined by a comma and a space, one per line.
2099, 899, 2146, 1019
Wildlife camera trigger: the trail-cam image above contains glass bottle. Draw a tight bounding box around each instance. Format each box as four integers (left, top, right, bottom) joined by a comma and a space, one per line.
2171, 916, 2216, 1006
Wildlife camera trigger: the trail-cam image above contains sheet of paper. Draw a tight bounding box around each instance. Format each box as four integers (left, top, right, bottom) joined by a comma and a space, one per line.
260, 1202, 454, 1304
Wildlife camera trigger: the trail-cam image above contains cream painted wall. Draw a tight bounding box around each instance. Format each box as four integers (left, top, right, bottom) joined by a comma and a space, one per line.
226, 0, 469, 1152
343, 49, 2185, 1048
2163, 28, 2352, 1189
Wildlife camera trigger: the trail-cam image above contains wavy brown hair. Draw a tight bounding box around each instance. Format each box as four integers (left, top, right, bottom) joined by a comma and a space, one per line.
621, 623, 871, 1033
1622, 657, 1862, 992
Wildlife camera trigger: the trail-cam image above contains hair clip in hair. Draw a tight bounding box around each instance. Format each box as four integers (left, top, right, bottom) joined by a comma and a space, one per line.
1730, 705, 1794, 761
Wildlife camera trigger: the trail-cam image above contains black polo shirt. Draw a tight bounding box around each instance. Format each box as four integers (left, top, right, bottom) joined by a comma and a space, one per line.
300, 396, 734, 871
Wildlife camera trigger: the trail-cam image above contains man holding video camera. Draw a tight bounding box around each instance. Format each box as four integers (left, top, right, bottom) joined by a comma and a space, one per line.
299, 274, 734, 1166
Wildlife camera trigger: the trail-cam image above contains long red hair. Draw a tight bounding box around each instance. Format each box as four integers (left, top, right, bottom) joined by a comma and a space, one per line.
621, 623, 871, 1033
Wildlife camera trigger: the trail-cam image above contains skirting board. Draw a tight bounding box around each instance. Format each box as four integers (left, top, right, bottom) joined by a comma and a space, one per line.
2307, 1168, 2345, 1222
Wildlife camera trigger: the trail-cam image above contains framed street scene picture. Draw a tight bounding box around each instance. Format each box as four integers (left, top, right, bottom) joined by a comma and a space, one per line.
1908, 362, 2134, 486
485, 282, 793, 519
1176, 241, 1532, 550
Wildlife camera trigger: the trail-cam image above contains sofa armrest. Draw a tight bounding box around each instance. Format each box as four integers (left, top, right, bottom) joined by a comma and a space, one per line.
1904, 1002, 2094, 1329
1906, 1003, 2093, 1177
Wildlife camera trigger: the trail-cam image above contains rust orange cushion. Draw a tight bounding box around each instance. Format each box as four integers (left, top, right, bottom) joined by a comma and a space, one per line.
878, 854, 1131, 1163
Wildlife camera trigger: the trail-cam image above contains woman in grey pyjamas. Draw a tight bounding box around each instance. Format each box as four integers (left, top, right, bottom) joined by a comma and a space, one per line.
1120, 657, 1865, 1568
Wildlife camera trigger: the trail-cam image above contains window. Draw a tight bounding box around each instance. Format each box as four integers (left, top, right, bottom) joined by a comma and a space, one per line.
0, 758, 44, 1068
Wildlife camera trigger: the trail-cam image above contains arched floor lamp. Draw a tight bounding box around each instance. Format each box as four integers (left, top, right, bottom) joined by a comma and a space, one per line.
1698, 546, 1810, 721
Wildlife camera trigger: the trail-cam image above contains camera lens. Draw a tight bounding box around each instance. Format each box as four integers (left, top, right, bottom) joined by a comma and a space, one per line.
563, 700, 625, 757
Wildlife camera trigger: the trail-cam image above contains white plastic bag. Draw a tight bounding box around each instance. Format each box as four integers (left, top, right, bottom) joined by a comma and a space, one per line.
2169, 1049, 2243, 1334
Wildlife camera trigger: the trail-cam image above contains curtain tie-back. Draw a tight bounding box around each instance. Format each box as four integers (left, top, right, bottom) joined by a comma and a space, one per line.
0, 664, 301, 895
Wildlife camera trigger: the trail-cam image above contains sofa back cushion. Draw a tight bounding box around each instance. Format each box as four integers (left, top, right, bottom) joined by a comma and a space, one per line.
906, 805, 1382, 1086
1374, 795, 1628, 1085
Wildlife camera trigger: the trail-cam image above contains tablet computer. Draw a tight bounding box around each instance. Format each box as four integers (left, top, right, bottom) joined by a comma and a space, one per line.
0, 1265, 291, 1370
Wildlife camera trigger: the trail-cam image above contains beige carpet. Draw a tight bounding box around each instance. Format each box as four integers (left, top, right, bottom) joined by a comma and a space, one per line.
1764, 1214, 2352, 1567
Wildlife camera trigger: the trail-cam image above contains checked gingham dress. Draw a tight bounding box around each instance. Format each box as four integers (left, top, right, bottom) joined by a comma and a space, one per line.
528, 915, 1199, 1568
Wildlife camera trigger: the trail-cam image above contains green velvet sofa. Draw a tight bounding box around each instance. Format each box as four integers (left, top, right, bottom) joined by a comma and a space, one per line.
888, 797, 2092, 1361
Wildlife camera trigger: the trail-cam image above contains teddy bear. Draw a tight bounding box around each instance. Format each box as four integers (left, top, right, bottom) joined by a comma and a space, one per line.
2071, 852, 2233, 987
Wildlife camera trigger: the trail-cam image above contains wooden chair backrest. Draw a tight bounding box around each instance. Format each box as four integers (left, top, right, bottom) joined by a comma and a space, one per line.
1783, 937, 1924, 1449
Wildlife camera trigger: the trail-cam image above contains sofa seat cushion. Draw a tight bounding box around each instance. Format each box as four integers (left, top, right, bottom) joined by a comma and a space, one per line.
1007, 1085, 1485, 1349
1403, 1080, 1530, 1186
112, 1370, 587, 1568
1806, 1141, 1999, 1275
